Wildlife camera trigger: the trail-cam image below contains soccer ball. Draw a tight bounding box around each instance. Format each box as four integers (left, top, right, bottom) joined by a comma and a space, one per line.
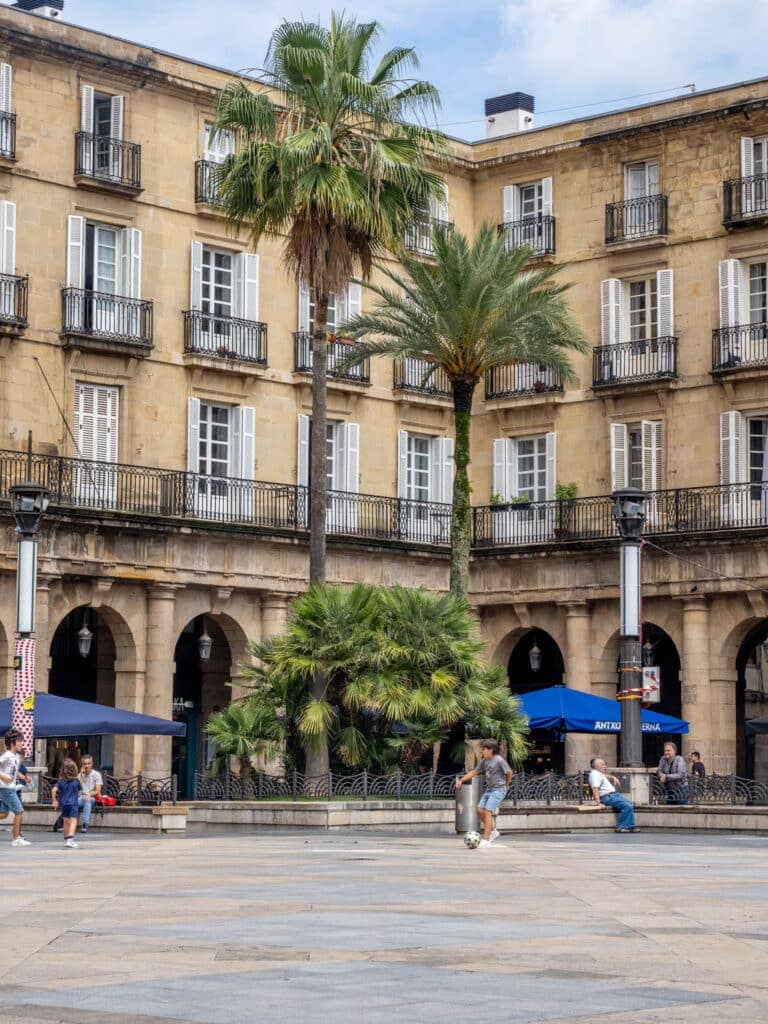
464, 831, 481, 849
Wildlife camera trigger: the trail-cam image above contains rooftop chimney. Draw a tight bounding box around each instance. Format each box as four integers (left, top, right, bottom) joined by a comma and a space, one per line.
12, 0, 64, 18
484, 92, 534, 139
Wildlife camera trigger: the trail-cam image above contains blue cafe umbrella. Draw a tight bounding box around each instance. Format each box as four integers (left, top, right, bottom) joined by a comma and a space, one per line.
0, 691, 186, 737
517, 685, 688, 735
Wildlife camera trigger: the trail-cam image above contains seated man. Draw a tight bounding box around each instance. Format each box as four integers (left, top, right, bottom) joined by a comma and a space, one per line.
77, 755, 103, 833
588, 756, 637, 833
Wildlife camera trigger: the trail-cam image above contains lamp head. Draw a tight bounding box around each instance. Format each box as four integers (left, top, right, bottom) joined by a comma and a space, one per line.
198, 629, 213, 662
10, 481, 49, 536
611, 486, 646, 539
529, 640, 542, 673
77, 621, 93, 659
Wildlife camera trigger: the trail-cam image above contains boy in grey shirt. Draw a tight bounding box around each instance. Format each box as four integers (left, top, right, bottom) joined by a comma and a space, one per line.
455, 739, 512, 847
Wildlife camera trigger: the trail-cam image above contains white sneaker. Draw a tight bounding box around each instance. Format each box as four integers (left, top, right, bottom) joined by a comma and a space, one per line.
64, 838, 78, 848
479, 839, 491, 848
489, 829, 500, 843
11, 836, 30, 847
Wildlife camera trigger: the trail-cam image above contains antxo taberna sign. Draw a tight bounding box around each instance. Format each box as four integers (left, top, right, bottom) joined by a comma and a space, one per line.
593, 720, 663, 733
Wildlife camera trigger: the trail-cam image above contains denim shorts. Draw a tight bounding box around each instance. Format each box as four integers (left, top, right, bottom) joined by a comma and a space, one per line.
0, 789, 23, 815
478, 788, 507, 813
59, 803, 78, 820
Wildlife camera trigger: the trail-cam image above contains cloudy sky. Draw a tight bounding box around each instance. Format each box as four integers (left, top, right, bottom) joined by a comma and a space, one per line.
36, 0, 768, 139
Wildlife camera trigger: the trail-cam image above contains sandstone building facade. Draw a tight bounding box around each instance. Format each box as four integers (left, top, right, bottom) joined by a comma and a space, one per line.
0, 4, 767, 788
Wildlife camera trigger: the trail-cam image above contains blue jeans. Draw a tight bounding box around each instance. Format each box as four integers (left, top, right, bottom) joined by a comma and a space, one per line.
78, 795, 95, 826
600, 792, 635, 829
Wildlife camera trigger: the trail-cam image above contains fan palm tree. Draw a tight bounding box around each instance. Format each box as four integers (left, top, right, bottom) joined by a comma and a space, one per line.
339, 225, 588, 598
204, 702, 286, 781
213, 13, 445, 587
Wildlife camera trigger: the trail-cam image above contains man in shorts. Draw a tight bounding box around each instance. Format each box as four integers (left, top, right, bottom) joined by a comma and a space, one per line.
455, 739, 512, 847
0, 729, 30, 847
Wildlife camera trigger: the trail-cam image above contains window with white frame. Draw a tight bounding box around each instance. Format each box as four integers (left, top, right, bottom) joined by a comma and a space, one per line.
66, 216, 141, 299
492, 433, 556, 503
0, 63, 12, 157
297, 415, 359, 493
720, 410, 768, 523
624, 159, 660, 200
198, 402, 231, 488
718, 257, 768, 366
203, 122, 235, 163
187, 397, 255, 496
190, 242, 259, 329
80, 85, 124, 177
628, 278, 658, 344
600, 271, 674, 349
299, 281, 361, 336
73, 381, 119, 503
610, 421, 662, 492
398, 430, 453, 504
739, 137, 768, 217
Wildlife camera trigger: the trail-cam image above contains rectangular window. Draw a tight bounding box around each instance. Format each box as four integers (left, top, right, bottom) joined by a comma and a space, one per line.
201, 247, 233, 318
198, 402, 231, 484
753, 138, 768, 176
629, 278, 658, 343
85, 224, 118, 294
203, 122, 235, 163
628, 423, 643, 490
749, 417, 768, 499
406, 433, 431, 502
624, 159, 660, 199
749, 262, 768, 324
519, 181, 543, 218
516, 435, 547, 501
326, 421, 338, 490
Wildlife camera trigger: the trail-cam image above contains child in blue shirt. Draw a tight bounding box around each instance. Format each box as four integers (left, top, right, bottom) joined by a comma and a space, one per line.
52, 759, 82, 849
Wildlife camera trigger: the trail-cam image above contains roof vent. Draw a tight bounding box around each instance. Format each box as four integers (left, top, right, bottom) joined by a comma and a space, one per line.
484, 92, 534, 139
12, 0, 64, 19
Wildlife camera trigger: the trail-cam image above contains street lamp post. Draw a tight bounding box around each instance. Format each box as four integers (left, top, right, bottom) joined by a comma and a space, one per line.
611, 487, 646, 768
10, 476, 49, 759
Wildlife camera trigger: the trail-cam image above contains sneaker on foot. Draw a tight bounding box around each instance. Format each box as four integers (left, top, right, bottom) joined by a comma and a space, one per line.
479, 839, 491, 848
81, 825, 88, 833
489, 829, 500, 843
11, 836, 30, 846
64, 838, 78, 848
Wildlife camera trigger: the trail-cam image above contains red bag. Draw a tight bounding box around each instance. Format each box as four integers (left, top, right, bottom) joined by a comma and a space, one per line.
95, 795, 116, 806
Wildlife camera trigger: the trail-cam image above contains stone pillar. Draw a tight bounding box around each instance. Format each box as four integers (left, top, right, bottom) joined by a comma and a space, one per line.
563, 603, 594, 774
261, 593, 291, 641
142, 584, 178, 779
680, 597, 711, 764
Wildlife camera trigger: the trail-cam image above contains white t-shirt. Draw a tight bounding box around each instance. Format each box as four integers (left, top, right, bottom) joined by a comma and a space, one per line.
79, 769, 103, 796
0, 750, 19, 789
588, 769, 615, 797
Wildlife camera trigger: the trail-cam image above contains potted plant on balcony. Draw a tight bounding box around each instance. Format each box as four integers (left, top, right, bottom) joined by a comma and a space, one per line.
554, 482, 577, 539
533, 379, 548, 393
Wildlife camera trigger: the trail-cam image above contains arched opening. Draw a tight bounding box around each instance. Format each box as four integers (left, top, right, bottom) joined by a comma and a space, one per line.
48, 606, 117, 772
640, 623, 682, 766
508, 629, 565, 773
736, 621, 768, 780
172, 615, 232, 798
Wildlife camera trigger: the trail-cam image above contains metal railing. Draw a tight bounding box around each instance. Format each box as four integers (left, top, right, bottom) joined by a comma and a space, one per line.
498, 214, 556, 256
403, 217, 453, 257
393, 357, 452, 398
605, 194, 668, 243
0, 110, 16, 159
650, 773, 768, 806
184, 309, 267, 365
484, 362, 563, 399
0, 272, 28, 327
61, 288, 153, 349
712, 324, 768, 372
592, 337, 677, 386
74, 131, 141, 190
723, 174, 768, 226
41, 773, 176, 806
293, 331, 370, 383
195, 159, 223, 205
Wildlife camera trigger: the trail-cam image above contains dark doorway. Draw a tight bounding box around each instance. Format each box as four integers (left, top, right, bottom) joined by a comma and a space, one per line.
641, 623, 681, 766
736, 622, 768, 780
508, 630, 565, 773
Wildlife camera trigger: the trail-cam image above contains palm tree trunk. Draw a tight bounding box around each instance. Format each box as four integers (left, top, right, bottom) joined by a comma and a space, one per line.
309, 294, 329, 585
450, 380, 475, 599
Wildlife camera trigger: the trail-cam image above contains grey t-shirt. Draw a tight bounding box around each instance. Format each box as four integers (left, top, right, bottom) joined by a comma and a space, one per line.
477, 754, 511, 793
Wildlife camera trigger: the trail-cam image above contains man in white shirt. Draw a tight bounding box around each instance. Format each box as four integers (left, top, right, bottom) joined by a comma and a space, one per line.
77, 755, 103, 833
588, 756, 637, 833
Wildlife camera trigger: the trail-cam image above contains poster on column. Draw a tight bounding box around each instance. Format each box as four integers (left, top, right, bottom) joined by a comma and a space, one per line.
12, 636, 36, 757
642, 666, 661, 703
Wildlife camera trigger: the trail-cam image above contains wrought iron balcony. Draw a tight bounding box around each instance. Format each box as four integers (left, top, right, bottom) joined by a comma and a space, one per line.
74, 131, 142, 190
0, 111, 16, 159
293, 331, 370, 384
393, 357, 451, 398
592, 337, 677, 387
605, 194, 668, 243
184, 310, 267, 365
195, 159, 223, 205
403, 217, 453, 257
484, 362, 563, 400
723, 174, 768, 226
0, 273, 28, 329
61, 288, 153, 353
498, 215, 556, 256
713, 324, 768, 373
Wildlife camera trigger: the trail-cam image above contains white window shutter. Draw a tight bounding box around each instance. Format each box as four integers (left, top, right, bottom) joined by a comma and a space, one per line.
656, 269, 674, 337
119, 227, 141, 298
601, 278, 622, 346
231, 405, 255, 480
77, 383, 118, 464
502, 185, 520, 223
187, 397, 200, 474
741, 137, 755, 178
298, 281, 310, 332
190, 241, 203, 310
346, 281, 362, 328
0, 64, 12, 114
342, 422, 360, 493
440, 437, 454, 504
0, 200, 16, 276
541, 177, 553, 217
430, 181, 449, 222
545, 431, 557, 501
101, 386, 119, 463
398, 430, 409, 498
720, 410, 746, 485
641, 420, 663, 491
234, 252, 259, 321
110, 95, 124, 140
718, 259, 743, 328
66, 215, 86, 289
492, 437, 509, 500
610, 422, 629, 490
80, 85, 94, 132
297, 414, 310, 487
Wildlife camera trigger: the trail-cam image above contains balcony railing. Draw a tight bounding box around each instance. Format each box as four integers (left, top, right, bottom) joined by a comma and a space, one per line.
592, 337, 677, 387
74, 131, 141, 190
713, 324, 768, 373
184, 310, 267, 365
605, 194, 668, 243
498, 215, 556, 256
0, 111, 16, 159
195, 159, 223, 205
61, 288, 153, 350
403, 217, 453, 257
484, 362, 563, 400
293, 331, 370, 383
723, 174, 768, 226
393, 357, 451, 398
0, 272, 28, 328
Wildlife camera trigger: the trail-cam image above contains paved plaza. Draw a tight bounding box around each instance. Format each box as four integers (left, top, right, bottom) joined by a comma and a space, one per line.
0, 829, 766, 1023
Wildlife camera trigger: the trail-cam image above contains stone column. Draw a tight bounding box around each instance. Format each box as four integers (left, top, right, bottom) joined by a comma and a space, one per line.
680, 597, 711, 764
142, 584, 178, 779
563, 603, 594, 774
261, 593, 291, 641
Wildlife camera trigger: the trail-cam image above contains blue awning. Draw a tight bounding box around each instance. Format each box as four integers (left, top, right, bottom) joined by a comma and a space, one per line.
0, 692, 186, 737
517, 685, 688, 735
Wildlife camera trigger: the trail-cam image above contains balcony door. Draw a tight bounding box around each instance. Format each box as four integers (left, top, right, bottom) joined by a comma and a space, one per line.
398, 431, 453, 542
740, 137, 768, 216
611, 420, 663, 525
297, 415, 360, 531
298, 281, 363, 375
624, 160, 660, 235
491, 433, 556, 543
188, 398, 255, 520
90, 224, 118, 334
74, 382, 119, 506
201, 246, 233, 347
81, 85, 123, 179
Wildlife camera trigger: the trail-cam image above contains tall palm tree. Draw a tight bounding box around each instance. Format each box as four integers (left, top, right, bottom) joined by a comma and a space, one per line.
204, 702, 285, 781
340, 225, 588, 598
214, 12, 444, 587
